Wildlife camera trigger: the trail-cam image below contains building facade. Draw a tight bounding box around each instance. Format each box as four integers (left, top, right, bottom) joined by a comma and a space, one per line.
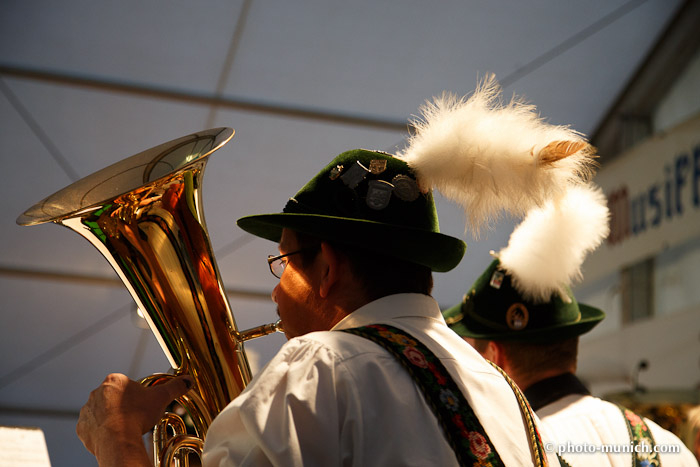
574, 4, 700, 443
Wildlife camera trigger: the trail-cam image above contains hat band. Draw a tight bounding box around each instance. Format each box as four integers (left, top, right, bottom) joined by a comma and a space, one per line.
284, 193, 374, 220
462, 295, 584, 335
284, 197, 327, 215
462, 300, 513, 332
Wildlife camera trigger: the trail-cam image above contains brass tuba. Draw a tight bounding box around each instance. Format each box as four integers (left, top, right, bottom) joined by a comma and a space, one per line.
17, 128, 282, 466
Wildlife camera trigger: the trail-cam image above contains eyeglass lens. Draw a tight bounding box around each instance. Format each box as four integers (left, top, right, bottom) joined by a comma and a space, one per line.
270, 256, 287, 278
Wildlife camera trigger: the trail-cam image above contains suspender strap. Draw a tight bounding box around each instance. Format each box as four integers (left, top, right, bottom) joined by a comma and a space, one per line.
341, 324, 504, 466
487, 361, 549, 467
617, 405, 661, 467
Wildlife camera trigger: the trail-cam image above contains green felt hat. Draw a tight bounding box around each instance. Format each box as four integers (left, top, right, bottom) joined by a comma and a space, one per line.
443, 259, 605, 342
237, 149, 466, 272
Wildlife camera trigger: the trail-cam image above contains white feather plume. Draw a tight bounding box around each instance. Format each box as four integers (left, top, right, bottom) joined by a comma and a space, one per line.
397, 75, 596, 234
497, 183, 610, 303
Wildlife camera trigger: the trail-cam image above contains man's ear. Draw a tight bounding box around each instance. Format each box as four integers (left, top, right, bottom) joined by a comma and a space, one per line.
487, 341, 506, 368
318, 241, 342, 298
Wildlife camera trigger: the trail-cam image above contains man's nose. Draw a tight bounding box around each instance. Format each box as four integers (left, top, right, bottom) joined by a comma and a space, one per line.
271, 283, 279, 303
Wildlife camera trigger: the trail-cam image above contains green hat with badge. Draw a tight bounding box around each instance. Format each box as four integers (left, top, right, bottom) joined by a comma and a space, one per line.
443, 259, 605, 342
238, 76, 598, 273
443, 184, 610, 342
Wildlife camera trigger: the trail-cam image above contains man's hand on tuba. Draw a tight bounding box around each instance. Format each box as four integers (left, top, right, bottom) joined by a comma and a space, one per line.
77, 373, 193, 467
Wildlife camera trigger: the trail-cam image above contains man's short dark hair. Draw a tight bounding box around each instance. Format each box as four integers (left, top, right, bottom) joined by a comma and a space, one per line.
498, 337, 579, 376
294, 231, 433, 300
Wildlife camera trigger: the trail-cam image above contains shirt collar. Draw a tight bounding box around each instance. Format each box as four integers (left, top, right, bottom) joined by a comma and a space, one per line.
331, 293, 443, 330
523, 372, 591, 412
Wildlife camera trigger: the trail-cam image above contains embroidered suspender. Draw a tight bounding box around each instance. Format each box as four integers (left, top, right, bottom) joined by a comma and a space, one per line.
487, 361, 548, 467
618, 405, 661, 467
342, 324, 548, 466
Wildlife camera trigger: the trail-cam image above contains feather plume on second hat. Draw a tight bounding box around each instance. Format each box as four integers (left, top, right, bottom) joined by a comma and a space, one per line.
397, 74, 597, 235
497, 183, 610, 304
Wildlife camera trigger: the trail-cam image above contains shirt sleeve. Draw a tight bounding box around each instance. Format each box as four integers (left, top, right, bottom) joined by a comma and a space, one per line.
203, 336, 361, 467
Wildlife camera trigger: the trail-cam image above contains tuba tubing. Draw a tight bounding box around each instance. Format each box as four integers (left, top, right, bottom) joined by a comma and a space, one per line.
17, 128, 282, 465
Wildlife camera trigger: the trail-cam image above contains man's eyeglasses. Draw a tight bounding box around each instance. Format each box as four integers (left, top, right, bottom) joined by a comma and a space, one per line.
267, 248, 314, 279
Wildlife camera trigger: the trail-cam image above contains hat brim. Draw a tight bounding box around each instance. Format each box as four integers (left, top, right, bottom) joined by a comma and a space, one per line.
237, 212, 466, 272
444, 302, 605, 342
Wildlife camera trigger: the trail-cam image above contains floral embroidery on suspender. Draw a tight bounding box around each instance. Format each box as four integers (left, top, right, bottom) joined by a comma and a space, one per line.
341, 324, 504, 467
618, 406, 661, 467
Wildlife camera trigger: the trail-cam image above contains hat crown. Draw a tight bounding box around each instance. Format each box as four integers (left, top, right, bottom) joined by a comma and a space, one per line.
466, 260, 579, 329
284, 149, 439, 232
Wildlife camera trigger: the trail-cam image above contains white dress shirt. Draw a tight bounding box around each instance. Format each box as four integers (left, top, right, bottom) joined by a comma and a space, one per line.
537, 393, 698, 466
204, 293, 559, 466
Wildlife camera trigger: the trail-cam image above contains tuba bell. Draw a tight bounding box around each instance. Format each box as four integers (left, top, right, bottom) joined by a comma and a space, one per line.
17, 128, 282, 466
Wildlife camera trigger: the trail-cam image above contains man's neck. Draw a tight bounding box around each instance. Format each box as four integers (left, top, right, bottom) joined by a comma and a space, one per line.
512, 368, 572, 392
